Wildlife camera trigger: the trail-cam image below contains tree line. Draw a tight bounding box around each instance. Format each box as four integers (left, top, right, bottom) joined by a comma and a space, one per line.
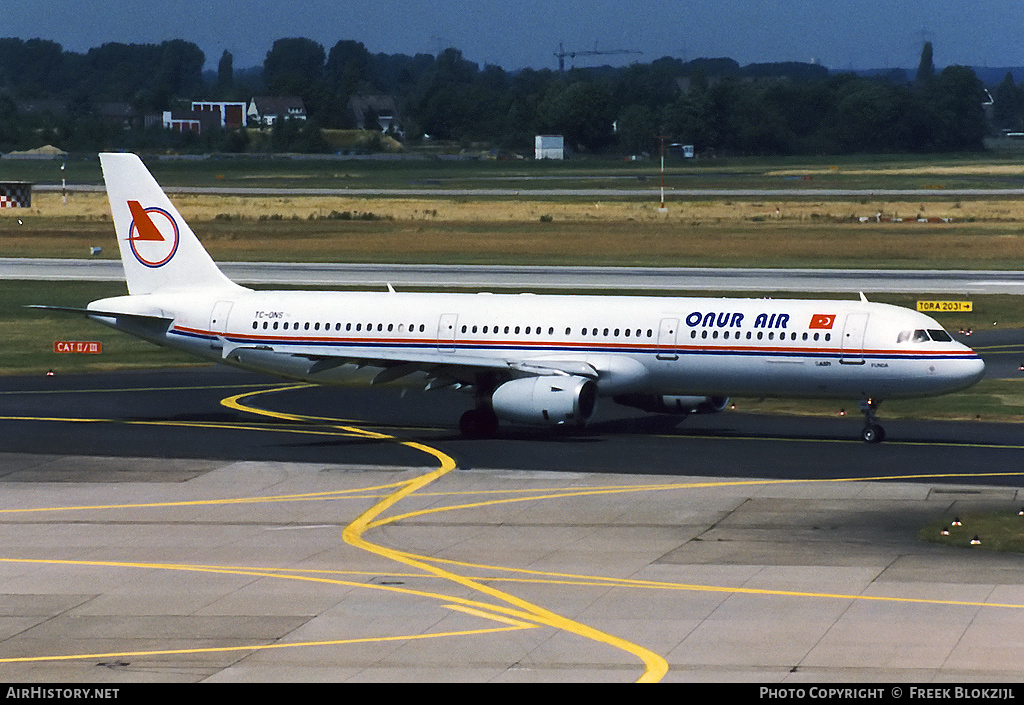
0, 36, 1008, 155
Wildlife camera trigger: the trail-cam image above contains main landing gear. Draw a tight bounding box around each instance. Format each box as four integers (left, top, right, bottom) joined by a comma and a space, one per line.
459, 407, 499, 439
459, 373, 499, 439
859, 398, 886, 443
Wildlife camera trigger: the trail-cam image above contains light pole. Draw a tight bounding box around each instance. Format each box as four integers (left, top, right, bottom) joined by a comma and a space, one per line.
658, 136, 667, 213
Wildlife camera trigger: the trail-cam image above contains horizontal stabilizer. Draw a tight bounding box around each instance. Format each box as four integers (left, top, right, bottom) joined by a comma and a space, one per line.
25, 304, 171, 322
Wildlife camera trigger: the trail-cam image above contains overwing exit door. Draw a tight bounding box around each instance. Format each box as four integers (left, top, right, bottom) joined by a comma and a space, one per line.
437, 313, 458, 352
657, 318, 679, 360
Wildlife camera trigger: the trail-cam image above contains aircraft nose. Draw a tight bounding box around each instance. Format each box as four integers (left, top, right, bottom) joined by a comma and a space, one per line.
957, 354, 986, 387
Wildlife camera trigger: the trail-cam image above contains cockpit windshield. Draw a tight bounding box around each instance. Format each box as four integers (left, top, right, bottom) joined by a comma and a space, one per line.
897, 328, 953, 343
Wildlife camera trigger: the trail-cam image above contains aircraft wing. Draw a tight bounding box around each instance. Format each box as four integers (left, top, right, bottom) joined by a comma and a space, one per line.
220, 338, 601, 389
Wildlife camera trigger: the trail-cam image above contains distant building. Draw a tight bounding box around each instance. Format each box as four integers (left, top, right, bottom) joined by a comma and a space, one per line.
248, 96, 307, 126
191, 101, 247, 129
160, 109, 222, 134
156, 101, 249, 134
535, 135, 564, 160
347, 94, 402, 135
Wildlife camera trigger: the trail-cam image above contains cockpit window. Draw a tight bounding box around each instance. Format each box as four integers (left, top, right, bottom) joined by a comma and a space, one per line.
898, 328, 953, 343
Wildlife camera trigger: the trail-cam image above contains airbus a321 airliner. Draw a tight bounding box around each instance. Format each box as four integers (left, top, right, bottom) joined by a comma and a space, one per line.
42, 153, 986, 442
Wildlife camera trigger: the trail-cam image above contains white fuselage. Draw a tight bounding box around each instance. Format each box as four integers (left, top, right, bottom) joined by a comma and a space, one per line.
89, 288, 986, 402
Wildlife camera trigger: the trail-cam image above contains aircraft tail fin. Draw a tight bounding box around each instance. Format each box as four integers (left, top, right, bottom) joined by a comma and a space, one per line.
99, 152, 242, 296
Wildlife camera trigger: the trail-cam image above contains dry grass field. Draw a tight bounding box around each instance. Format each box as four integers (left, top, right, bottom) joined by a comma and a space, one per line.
15, 189, 1024, 223
5, 191, 1024, 269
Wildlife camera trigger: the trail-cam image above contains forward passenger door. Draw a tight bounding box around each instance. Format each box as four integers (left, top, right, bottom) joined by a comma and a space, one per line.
840, 313, 868, 365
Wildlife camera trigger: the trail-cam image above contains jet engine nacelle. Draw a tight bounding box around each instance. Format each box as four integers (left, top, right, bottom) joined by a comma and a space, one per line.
613, 394, 729, 415
491, 375, 597, 427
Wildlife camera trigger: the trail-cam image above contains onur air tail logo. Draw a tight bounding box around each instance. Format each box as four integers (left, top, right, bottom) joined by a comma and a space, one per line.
126, 200, 179, 267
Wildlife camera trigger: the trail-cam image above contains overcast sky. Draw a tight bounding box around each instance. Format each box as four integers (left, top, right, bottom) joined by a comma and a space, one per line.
8, 0, 1024, 72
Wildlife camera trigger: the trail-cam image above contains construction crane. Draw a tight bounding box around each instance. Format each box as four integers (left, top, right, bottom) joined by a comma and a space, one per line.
554, 43, 643, 71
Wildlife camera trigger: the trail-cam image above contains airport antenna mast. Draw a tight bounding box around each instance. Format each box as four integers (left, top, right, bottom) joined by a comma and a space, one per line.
555, 43, 643, 71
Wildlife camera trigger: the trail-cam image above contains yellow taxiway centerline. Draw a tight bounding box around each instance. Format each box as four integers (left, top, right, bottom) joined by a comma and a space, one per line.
224, 384, 671, 683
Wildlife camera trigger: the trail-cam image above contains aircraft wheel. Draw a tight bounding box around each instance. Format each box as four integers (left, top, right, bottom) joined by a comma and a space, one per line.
861, 424, 886, 444
459, 408, 499, 439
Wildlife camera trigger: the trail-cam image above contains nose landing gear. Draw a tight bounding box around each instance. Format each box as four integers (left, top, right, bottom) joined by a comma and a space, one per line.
859, 398, 886, 443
